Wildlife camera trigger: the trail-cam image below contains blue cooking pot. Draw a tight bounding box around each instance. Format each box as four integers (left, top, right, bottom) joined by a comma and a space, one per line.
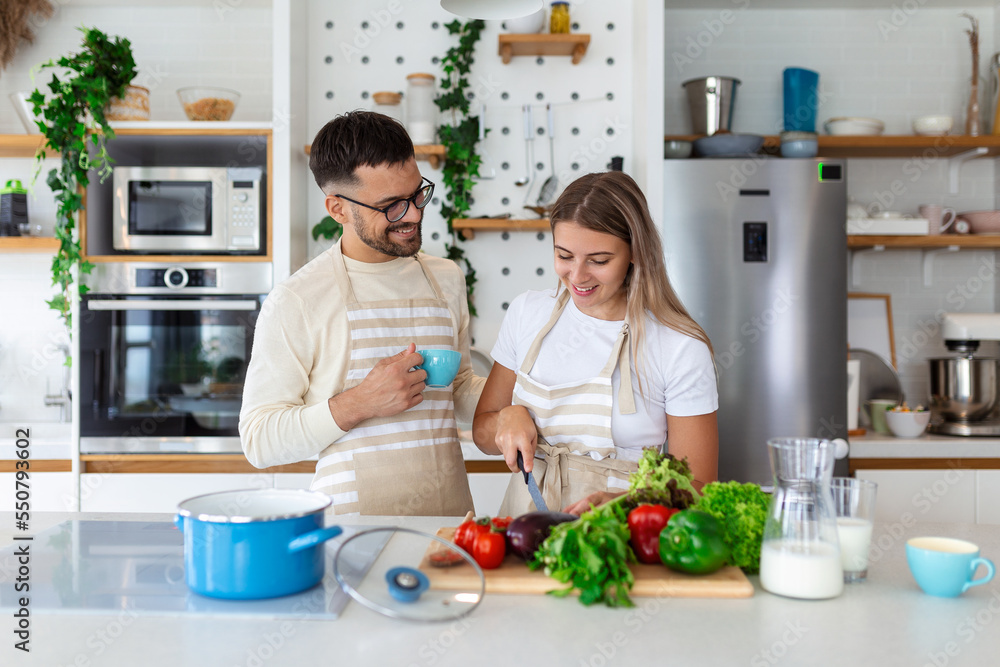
175, 489, 343, 599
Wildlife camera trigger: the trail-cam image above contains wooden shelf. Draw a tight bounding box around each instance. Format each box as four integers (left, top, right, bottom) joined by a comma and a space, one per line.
498, 34, 590, 65
303, 143, 446, 169
848, 235, 1000, 248
0, 134, 56, 158
665, 134, 1000, 158
0, 237, 59, 252
452, 218, 549, 240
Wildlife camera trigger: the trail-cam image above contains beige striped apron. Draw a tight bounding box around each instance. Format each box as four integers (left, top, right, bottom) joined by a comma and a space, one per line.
311, 244, 474, 517
498, 289, 639, 516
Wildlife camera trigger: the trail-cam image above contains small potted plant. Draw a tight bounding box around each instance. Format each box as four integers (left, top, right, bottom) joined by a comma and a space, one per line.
28, 26, 137, 332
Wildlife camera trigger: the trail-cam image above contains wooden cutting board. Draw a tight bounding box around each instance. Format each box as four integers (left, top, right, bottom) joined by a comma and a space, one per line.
419, 527, 754, 599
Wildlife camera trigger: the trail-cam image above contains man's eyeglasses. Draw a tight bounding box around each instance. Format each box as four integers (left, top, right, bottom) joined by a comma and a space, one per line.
335, 177, 435, 223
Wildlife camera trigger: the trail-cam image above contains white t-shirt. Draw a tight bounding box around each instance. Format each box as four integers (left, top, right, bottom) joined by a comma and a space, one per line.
491, 288, 718, 461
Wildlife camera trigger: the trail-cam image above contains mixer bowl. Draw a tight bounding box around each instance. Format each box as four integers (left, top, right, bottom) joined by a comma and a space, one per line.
928, 357, 999, 421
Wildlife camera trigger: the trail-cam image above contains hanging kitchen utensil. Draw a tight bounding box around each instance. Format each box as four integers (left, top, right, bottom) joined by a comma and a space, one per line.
515, 104, 532, 187
536, 103, 558, 206
334, 526, 485, 622
476, 103, 496, 179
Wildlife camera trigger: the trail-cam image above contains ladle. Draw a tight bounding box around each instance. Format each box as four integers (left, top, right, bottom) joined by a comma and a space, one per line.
515, 104, 532, 187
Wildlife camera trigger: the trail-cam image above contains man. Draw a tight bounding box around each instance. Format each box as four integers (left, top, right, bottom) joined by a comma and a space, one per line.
240, 111, 484, 516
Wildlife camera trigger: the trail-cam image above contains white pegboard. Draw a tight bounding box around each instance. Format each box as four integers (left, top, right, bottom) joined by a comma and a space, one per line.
306, 0, 635, 350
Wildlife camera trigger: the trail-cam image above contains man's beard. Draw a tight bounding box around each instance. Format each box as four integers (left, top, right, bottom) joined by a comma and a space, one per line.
354, 212, 422, 258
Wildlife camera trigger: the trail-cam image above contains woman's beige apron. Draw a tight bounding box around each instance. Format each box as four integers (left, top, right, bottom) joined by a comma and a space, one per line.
311, 244, 474, 517
498, 290, 639, 516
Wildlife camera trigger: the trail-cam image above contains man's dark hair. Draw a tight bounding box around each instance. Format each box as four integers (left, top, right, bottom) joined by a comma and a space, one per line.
309, 110, 415, 192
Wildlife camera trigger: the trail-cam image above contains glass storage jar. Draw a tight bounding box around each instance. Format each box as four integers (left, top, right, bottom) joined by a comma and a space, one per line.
550, 1, 570, 33
405, 73, 437, 145
372, 91, 403, 123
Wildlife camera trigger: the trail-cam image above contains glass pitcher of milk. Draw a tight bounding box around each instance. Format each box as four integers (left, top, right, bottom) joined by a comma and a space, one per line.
759, 437, 844, 600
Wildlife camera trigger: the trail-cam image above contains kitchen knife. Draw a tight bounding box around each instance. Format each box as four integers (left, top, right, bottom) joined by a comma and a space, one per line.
516, 450, 548, 512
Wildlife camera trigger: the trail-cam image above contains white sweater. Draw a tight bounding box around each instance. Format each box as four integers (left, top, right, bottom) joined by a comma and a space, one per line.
239, 242, 484, 468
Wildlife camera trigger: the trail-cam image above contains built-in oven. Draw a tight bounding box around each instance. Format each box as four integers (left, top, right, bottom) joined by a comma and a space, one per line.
79, 262, 271, 454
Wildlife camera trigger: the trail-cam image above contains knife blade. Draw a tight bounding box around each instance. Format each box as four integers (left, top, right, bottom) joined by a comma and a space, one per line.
516, 451, 548, 512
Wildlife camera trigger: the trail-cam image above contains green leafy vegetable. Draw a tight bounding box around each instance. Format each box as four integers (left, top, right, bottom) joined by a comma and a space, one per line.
529, 448, 698, 607
529, 504, 635, 607
629, 447, 700, 501
693, 481, 771, 574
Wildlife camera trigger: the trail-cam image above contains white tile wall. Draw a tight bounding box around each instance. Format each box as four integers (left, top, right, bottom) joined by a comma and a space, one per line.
665, 6, 1000, 405
0, 3, 273, 132
0, 254, 72, 424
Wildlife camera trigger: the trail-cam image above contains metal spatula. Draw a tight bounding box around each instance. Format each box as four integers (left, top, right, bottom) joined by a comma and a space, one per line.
536, 103, 559, 206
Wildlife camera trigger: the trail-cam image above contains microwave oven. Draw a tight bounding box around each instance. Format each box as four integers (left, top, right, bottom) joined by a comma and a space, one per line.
112, 166, 264, 254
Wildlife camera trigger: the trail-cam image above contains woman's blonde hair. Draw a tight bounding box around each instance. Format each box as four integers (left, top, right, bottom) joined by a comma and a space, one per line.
549, 171, 713, 390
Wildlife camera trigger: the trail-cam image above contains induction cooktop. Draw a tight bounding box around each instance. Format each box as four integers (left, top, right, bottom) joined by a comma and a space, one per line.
0, 520, 388, 620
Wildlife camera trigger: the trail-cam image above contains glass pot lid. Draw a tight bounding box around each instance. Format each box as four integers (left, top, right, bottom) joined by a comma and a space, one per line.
333, 527, 485, 622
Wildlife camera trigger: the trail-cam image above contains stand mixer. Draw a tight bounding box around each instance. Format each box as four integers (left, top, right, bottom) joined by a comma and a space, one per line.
929, 313, 1000, 436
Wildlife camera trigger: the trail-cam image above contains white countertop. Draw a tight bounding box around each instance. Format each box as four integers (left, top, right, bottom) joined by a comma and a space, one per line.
849, 432, 1000, 459
2, 512, 999, 666
0, 423, 72, 461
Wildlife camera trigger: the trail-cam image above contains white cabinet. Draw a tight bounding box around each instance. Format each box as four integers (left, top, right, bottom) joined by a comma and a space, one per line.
79, 473, 274, 513
854, 469, 977, 524
976, 471, 1000, 525
0, 472, 75, 513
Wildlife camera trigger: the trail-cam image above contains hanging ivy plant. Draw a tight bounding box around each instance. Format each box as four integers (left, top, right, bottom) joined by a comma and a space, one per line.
29, 26, 136, 333
435, 18, 485, 317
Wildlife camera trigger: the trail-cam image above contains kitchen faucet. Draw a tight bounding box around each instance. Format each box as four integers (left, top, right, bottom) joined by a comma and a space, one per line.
44, 343, 72, 423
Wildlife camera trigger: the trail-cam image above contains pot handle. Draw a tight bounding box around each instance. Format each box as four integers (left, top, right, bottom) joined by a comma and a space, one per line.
287, 525, 343, 553
173, 514, 183, 530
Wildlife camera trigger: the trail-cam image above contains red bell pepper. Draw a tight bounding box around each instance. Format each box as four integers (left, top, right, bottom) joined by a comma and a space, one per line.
627, 504, 679, 564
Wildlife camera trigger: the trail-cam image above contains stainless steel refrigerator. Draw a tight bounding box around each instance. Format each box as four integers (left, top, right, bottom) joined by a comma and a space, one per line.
661, 158, 848, 484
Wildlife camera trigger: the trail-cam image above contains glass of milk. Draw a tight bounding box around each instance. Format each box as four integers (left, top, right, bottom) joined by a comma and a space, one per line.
831, 477, 878, 583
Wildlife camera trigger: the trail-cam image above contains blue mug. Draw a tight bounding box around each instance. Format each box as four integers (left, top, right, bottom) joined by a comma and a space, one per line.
417, 349, 461, 387
906, 537, 995, 597
783, 67, 819, 133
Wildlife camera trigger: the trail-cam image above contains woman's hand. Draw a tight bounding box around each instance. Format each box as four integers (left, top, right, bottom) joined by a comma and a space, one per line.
563, 490, 626, 516
495, 405, 538, 472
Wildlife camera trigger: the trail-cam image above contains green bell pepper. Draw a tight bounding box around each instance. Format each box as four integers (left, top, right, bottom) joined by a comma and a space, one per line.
658, 509, 730, 575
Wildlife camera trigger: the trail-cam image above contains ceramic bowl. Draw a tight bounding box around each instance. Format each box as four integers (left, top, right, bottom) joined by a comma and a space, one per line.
664, 140, 693, 159
885, 410, 931, 438
823, 117, 885, 136
956, 211, 1000, 234
693, 133, 765, 157
912, 115, 953, 136
503, 8, 546, 33
780, 131, 818, 158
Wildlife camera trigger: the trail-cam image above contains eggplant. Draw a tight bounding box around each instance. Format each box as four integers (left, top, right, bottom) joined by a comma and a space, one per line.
506, 511, 577, 560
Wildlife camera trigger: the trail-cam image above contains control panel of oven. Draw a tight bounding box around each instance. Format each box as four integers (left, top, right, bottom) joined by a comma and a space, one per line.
136, 267, 218, 289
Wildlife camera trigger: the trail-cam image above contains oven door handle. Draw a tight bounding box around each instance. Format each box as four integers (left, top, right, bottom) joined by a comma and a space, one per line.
87, 300, 259, 311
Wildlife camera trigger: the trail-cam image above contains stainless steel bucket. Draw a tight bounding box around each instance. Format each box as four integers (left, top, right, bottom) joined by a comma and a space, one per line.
682, 76, 741, 136
928, 357, 999, 422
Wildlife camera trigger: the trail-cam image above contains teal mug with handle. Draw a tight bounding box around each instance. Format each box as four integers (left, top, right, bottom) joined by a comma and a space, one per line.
906, 537, 995, 597
417, 349, 461, 388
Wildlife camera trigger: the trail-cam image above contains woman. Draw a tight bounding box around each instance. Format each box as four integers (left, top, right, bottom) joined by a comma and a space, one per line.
473, 171, 718, 516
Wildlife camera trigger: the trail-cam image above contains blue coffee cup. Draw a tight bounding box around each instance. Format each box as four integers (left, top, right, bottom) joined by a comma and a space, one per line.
906, 537, 995, 597
783, 67, 819, 133
417, 349, 461, 388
